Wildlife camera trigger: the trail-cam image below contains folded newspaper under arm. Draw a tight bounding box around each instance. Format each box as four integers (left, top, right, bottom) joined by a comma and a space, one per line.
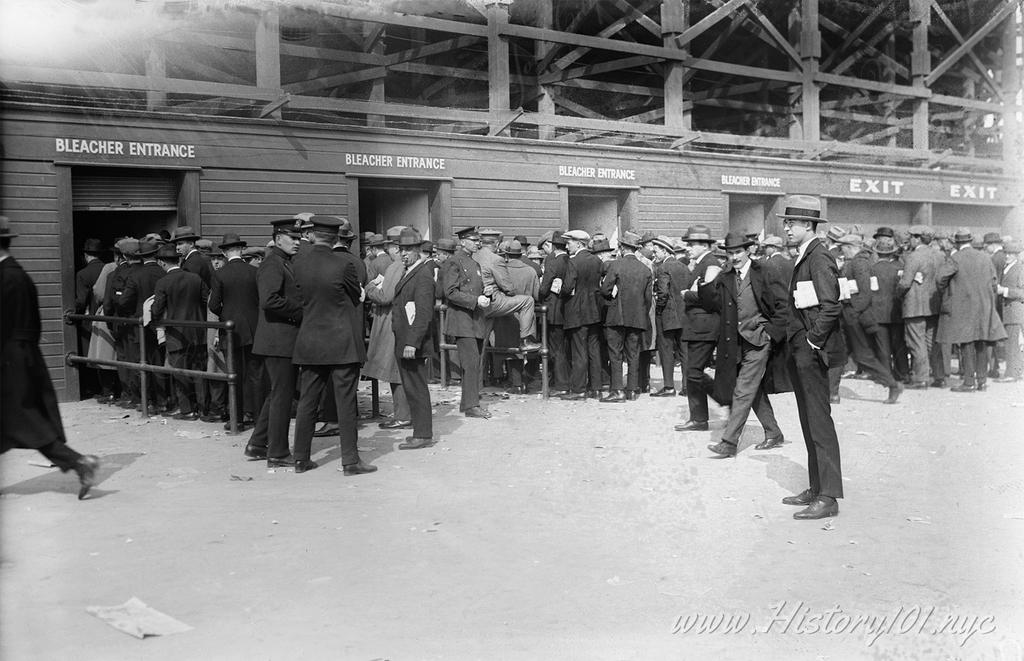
793, 280, 820, 309
405, 301, 416, 325
550, 277, 562, 294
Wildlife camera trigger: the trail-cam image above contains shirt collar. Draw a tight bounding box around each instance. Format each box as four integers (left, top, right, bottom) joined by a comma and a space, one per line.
737, 259, 752, 280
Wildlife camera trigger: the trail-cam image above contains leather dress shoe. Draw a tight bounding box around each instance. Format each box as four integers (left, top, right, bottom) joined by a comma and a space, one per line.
561, 392, 587, 401
398, 437, 435, 450
585, 390, 600, 399
883, 382, 903, 404
674, 419, 709, 432
678, 389, 688, 396
625, 390, 639, 401
793, 496, 839, 520
601, 390, 626, 403
312, 423, 339, 437
519, 341, 542, 352
950, 383, 976, 392
464, 406, 492, 419
378, 419, 413, 430
755, 436, 785, 451
649, 387, 676, 397
243, 443, 268, 460
905, 381, 928, 389
549, 389, 570, 398
225, 419, 253, 432
506, 386, 526, 395
341, 461, 378, 476
976, 382, 988, 391
930, 378, 947, 388
200, 411, 229, 423
782, 489, 816, 506
74, 455, 101, 500
267, 455, 295, 468
172, 411, 199, 421
707, 441, 737, 457
294, 459, 318, 474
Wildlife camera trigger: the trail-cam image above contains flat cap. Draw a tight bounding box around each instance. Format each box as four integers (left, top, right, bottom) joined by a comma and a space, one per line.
561, 229, 590, 242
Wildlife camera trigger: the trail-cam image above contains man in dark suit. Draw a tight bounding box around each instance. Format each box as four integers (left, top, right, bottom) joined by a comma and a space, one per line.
173, 225, 214, 288
759, 235, 794, 294
650, 236, 689, 397
291, 216, 375, 475
539, 232, 570, 395
869, 236, 909, 384
392, 228, 437, 449
151, 243, 209, 421
74, 238, 107, 397
678, 225, 721, 431
599, 231, 652, 402
1, 217, 100, 499
209, 233, 261, 430
118, 240, 168, 414
246, 219, 304, 465
561, 229, 604, 399
441, 227, 492, 418
699, 233, 789, 457
780, 195, 845, 520
107, 239, 144, 408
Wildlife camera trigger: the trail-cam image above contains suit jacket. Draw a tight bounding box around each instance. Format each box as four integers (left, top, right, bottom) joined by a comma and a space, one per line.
120, 261, 165, 318
441, 248, 486, 339
392, 259, 436, 358
869, 257, 903, 325
786, 238, 844, 367
600, 253, 652, 330
697, 259, 791, 401
151, 267, 209, 352
252, 246, 303, 358
936, 246, 1006, 343
562, 249, 602, 329
209, 258, 259, 346
182, 249, 214, 290
654, 256, 689, 331
75, 259, 104, 314
539, 252, 568, 325
518, 257, 543, 279
368, 252, 393, 281
493, 259, 539, 299
473, 246, 502, 294
760, 253, 795, 296
844, 249, 878, 331
292, 244, 365, 365
898, 244, 943, 317
1000, 259, 1024, 326
681, 251, 722, 341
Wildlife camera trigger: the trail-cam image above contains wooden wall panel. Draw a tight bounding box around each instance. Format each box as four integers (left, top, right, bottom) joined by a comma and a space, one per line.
637, 187, 724, 237
451, 178, 561, 244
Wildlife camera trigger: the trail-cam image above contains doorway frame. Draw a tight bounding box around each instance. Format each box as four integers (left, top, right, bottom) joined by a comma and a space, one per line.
346, 174, 453, 251
558, 183, 640, 238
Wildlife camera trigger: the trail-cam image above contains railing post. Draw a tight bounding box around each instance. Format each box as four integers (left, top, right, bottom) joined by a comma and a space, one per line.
539, 304, 549, 400
225, 320, 238, 435
138, 316, 149, 418
439, 305, 448, 387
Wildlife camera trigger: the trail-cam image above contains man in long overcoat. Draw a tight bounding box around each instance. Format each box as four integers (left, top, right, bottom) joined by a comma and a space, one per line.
539, 233, 570, 394
937, 228, 1007, 392
651, 236, 689, 397
442, 227, 492, 418
599, 231, 652, 402
996, 240, 1023, 382
560, 230, 604, 399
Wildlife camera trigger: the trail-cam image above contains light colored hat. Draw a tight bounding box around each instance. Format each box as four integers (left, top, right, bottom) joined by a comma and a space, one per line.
778, 194, 827, 223
836, 234, 864, 247
761, 235, 785, 249
561, 229, 590, 242
826, 225, 848, 242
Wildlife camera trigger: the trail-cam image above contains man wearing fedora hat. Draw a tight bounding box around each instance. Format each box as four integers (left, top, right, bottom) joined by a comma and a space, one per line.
650, 235, 689, 398
291, 216, 375, 475
869, 236, 910, 385
779, 194, 845, 519
898, 225, 946, 388
172, 225, 213, 289
489, 240, 540, 393
678, 224, 721, 431
996, 239, 1024, 382
102, 238, 139, 408
119, 239, 170, 414
365, 233, 393, 281
983, 232, 1007, 378
539, 231, 571, 395
246, 219, 304, 464
699, 232, 789, 457
1, 217, 101, 499
209, 233, 261, 430
936, 228, 1006, 392
599, 231, 653, 402
561, 229, 604, 399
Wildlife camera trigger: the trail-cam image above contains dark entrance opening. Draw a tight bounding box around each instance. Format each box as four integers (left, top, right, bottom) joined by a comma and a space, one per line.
566, 187, 637, 242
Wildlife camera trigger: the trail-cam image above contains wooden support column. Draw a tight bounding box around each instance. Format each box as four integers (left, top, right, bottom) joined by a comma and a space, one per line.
256, 7, 281, 118
910, 0, 930, 150
536, 0, 556, 139
1002, 13, 1021, 173
662, 0, 690, 131
487, 1, 513, 136
146, 45, 166, 110
788, 6, 803, 139
799, 0, 820, 142
365, 23, 385, 128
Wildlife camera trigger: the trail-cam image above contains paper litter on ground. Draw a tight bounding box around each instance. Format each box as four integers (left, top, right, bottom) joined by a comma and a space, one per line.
86, 597, 192, 639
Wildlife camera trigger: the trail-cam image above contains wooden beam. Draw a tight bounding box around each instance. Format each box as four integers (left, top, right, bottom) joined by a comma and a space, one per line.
926, 1, 1018, 85
820, 0, 895, 72
556, 77, 664, 97
830, 23, 896, 78
740, 1, 802, 68
930, 93, 1006, 113
672, 0, 749, 48
800, 0, 821, 142
553, 94, 609, 120
385, 35, 483, 67
552, 0, 662, 72
929, 0, 1002, 98
910, 0, 930, 149
317, 4, 489, 38
539, 55, 661, 85
255, 7, 281, 117
819, 17, 908, 80
487, 1, 512, 136
846, 125, 904, 145
612, 0, 661, 38
815, 71, 930, 98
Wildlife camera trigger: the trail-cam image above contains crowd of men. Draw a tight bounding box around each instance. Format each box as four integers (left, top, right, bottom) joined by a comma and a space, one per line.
6, 195, 1021, 511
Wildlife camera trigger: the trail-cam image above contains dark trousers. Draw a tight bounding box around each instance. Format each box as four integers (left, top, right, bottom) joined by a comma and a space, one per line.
547, 324, 570, 391
114, 331, 133, 401
878, 323, 909, 381
1006, 324, 1023, 380
567, 323, 602, 393
398, 354, 432, 439
655, 318, 686, 390
904, 316, 937, 383
639, 349, 655, 391
828, 365, 842, 398
788, 334, 843, 499
248, 356, 297, 459
124, 334, 141, 403
224, 342, 263, 420
39, 441, 83, 472
293, 364, 360, 465
605, 326, 641, 391
166, 344, 205, 414
140, 333, 167, 408
958, 340, 992, 387
685, 340, 717, 423
455, 336, 483, 411
843, 317, 897, 388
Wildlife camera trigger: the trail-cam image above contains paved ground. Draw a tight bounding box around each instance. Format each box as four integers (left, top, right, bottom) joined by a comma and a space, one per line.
2, 372, 1023, 660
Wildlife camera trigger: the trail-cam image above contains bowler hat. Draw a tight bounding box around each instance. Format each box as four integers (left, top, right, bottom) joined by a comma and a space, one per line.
396, 227, 424, 248
590, 238, 613, 253
618, 231, 642, 249
137, 240, 160, 257
155, 243, 179, 260
83, 238, 105, 254
983, 232, 1002, 244
502, 239, 524, 256
953, 228, 973, 243
722, 232, 755, 251
218, 233, 247, 250
873, 226, 895, 239
778, 194, 827, 224
0, 216, 17, 238
685, 225, 714, 243
874, 237, 898, 255
435, 238, 458, 253
171, 225, 201, 242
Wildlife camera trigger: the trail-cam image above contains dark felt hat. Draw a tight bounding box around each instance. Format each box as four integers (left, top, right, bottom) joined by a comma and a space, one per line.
983, 232, 1002, 244
83, 238, 105, 254
721, 232, 755, 250
155, 243, 179, 260
137, 240, 160, 257
218, 233, 247, 250
396, 227, 425, 248
514, 234, 530, 248
367, 233, 387, 247
336, 217, 355, 239
307, 215, 342, 232
590, 238, 613, 253
435, 238, 458, 252
685, 224, 715, 243
171, 225, 201, 242
873, 226, 895, 239
0, 216, 17, 238
618, 231, 642, 249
